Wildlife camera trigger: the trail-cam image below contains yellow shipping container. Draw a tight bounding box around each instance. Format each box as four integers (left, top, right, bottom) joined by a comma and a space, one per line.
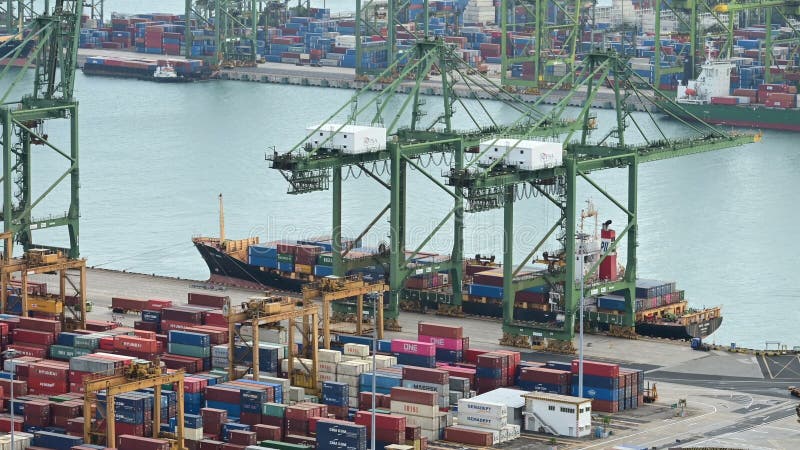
295, 264, 313, 274
28, 299, 64, 314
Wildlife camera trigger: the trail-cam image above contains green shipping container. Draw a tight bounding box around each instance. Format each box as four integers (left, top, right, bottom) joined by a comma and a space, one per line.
74, 335, 102, 350
168, 342, 211, 358
317, 253, 333, 266
262, 402, 286, 417
259, 441, 311, 450
49, 345, 92, 360
277, 253, 295, 263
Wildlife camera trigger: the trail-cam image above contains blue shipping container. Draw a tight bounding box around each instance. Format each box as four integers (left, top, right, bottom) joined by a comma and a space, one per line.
169, 330, 210, 347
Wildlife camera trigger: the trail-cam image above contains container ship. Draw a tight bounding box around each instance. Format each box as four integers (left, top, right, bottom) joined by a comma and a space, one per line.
661, 56, 800, 131
82, 56, 211, 82
193, 210, 721, 340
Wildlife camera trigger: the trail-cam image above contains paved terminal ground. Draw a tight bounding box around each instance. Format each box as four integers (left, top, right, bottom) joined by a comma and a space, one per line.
28, 268, 800, 449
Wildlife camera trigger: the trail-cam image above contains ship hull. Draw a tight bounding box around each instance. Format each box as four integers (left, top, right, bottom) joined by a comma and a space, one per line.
635, 316, 723, 340
662, 101, 800, 131
83, 64, 203, 82
193, 240, 305, 292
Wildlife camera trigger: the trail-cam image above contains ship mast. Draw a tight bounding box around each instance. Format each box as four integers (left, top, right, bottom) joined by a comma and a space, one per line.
219, 193, 226, 245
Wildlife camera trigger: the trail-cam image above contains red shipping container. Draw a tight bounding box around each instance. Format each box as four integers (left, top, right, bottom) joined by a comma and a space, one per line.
160, 320, 194, 332
276, 243, 298, 254
188, 293, 228, 309
114, 335, 158, 353
203, 310, 227, 327
285, 419, 308, 435
227, 431, 256, 446
354, 411, 406, 431
476, 353, 506, 369
391, 339, 435, 356
571, 359, 620, 378
134, 330, 157, 340
18, 317, 61, 334
118, 435, 170, 450
519, 367, 571, 384
372, 428, 404, 444
29, 377, 69, 394
12, 329, 55, 346
24, 401, 51, 427
592, 398, 619, 413
260, 415, 284, 429
146, 298, 173, 309
444, 426, 493, 446
7, 343, 47, 358
252, 424, 281, 441
390, 387, 437, 406
464, 348, 489, 364
238, 412, 261, 426
0, 416, 23, 432
402, 366, 449, 385
221, 444, 245, 450
30, 361, 69, 379
112, 297, 148, 312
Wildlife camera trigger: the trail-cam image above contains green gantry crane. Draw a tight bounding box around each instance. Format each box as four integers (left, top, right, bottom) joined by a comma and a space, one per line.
500, 0, 583, 90
446, 51, 758, 349
648, 0, 800, 89
270, 37, 758, 346
270, 37, 573, 330
185, 0, 260, 68
0, 0, 82, 258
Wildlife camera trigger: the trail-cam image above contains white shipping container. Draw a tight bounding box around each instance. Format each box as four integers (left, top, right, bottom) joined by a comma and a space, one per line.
335, 34, 356, 48
337, 360, 371, 376
185, 427, 203, 441
390, 400, 439, 418
318, 349, 342, 363
318, 361, 338, 373
458, 398, 508, 417
318, 371, 336, 383
404, 414, 441, 431
307, 123, 387, 154
288, 386, 305, 402
280, 357, 313, 374
419, 429, 442, 442
336, 374, 360, 386
457, 412, 508, 430
243, 374, 291, 396
212, 344, 229, 358
478, 139, 507, 165
505, 140, 563, 170
402, 379, 450, 397
239, 326, 287, 344
374, 354, 396, 368
343, 343, 371, 357
502, 424, 521, 441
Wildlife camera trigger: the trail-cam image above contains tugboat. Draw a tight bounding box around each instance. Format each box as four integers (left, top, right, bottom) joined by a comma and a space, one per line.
153, 62, 185, 83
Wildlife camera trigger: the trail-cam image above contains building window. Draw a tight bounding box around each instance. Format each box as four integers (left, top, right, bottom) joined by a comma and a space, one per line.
560, 407, 575, 414
344, 135, 348, 138
548, 405, 555, 411
319, 132, 323, 136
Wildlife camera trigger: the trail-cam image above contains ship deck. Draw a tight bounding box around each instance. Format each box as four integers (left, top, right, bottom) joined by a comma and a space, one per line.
24, 267, 800, 449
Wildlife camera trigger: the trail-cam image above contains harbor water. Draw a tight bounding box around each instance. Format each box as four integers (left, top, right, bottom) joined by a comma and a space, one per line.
5, 63, 798, 349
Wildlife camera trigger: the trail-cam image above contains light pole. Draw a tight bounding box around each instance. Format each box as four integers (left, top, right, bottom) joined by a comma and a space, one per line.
577, 235, 586, 399
3, 349, 17, 448
369, 292, 377, 450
